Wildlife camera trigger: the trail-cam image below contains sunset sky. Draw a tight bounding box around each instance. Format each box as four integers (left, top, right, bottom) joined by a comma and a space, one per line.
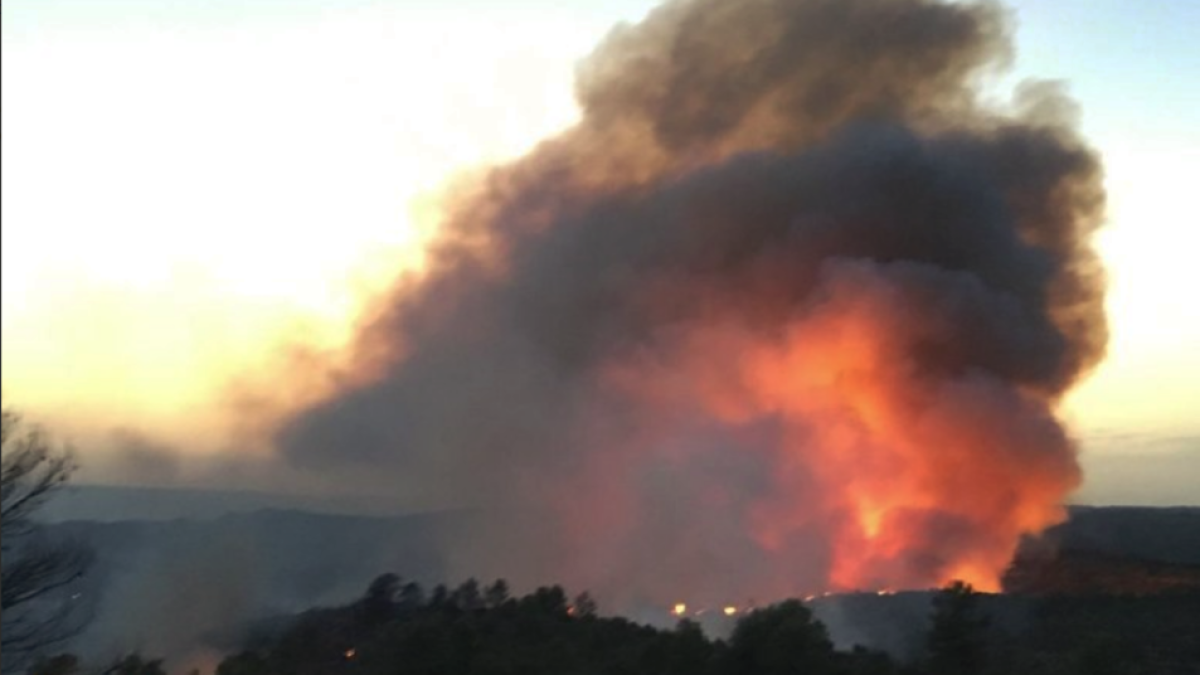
3, 0, 1197, 505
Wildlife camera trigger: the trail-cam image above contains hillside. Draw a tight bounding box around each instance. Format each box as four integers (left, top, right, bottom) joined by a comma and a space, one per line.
49, 509, 464, 661
40, 503, 1200, 662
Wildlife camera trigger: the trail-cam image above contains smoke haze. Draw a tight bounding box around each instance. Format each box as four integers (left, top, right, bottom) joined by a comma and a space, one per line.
271, 0, 1106, 607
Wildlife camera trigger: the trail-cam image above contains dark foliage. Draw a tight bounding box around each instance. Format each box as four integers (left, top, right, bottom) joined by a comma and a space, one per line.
725, 600, 834, 675
215, 576, 1200, 675
926, 582, 988, 675
216, 576, 901, 675
992, 592, 1200, 675
98, 655, 168, 675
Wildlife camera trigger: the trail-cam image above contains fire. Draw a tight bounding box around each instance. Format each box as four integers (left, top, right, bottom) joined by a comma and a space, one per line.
723, 606, 738, 616
607, 263, 1084, 593
268, 0, 1106, 611
344, 649, 356, 660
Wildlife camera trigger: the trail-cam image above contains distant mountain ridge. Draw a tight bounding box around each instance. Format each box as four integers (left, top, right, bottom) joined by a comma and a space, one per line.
38, 496, 1200, 662
47, 507, 466, 661
1037, 506, 1200, 565
1002, 506, 1200, 596
40, 484, 413, 522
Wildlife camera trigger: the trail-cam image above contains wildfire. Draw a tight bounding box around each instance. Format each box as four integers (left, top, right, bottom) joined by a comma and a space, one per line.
268, 0, 1106, 610
607, 275, 1085, 594
722, 606, 738, 616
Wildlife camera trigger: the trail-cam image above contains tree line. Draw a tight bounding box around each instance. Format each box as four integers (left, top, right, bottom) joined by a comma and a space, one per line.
210, 574, 1200, 675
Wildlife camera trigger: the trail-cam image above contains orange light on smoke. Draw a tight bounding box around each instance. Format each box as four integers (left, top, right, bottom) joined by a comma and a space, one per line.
617, 291, 1084, 595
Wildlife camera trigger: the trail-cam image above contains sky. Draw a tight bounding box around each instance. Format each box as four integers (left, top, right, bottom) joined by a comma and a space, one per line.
2, 0, 1198, 505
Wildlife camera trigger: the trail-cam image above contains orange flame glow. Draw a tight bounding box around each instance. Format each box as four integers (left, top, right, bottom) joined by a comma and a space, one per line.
603, 263, 1081, 593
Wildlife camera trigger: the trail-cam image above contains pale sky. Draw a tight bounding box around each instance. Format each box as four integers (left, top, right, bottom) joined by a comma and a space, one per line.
2, 0, 1197, 504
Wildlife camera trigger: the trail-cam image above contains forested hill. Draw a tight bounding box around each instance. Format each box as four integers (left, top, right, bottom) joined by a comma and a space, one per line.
1003, 506, 1200, 596
39, 502, 1200, 663
1041, 506, 1200, 564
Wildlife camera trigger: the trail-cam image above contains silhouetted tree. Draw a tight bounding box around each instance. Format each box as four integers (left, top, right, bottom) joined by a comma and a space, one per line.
453, 578, 484, 611
725, 600, 835, 675
399, 581, 425, 611
572, 591, 598, 617
484, 579, 510, 609
1, 409, 94, 674
429, 583, 450, 608
927, 581, 989, 675
520, 585, 569, 616
668, 619, 717, 675
359, 573, 400, 626
100, 654, 167, 675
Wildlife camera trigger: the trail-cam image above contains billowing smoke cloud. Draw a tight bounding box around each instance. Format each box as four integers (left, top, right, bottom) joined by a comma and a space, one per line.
273, 0, 1105, 607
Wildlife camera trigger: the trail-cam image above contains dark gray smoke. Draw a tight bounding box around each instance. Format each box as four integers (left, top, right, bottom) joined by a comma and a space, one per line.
273, 0, 1105, 607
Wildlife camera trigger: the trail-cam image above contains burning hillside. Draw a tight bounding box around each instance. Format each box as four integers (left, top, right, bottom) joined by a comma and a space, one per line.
269, 0, 1106, 607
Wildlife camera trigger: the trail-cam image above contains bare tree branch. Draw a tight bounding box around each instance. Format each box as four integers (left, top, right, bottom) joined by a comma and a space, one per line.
1, 408, 94, 675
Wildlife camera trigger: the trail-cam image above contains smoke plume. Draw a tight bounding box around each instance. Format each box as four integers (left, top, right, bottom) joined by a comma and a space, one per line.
274, 0, 1105, 607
